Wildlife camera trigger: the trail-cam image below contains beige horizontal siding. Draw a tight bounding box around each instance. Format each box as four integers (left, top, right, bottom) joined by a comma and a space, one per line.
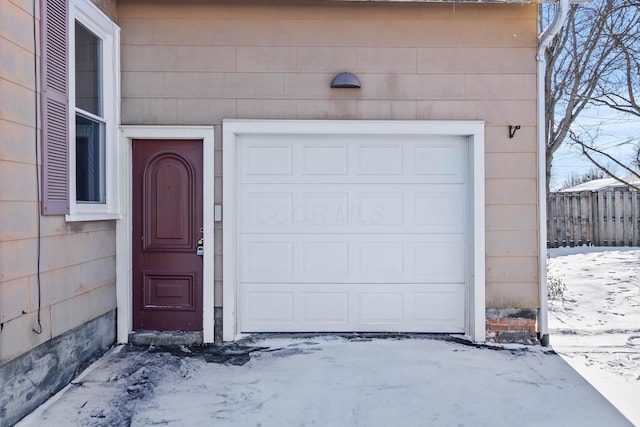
0, 161, 38, 202
0, 309, 53, 363
0, 1, 35, 52
0, 275, 35, 324
486, 153, 538, 179
41, 256, 116, 306
119, 0, 540, 310
0, 120, 38, 164
485, 121, 539, 306
487, 256, 538, 284
0, 35, 37, 91
418, 48, 536, 74
486, 205, 538, 232
486, 179, 538, 205
0, 228, 115, 283
485, 125, 537, 153
0, 79, 37, 128
119, 70, 537, 101
485, 282, 539, 308
50, 282, 116, 337
0, 1, 117, 365
91, 0, 117, 21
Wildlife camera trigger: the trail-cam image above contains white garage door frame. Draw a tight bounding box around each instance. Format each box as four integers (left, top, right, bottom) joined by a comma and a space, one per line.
223, 120, 485, 342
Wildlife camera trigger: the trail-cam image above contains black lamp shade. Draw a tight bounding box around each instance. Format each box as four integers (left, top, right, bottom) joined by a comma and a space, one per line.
331, 72, 361, 89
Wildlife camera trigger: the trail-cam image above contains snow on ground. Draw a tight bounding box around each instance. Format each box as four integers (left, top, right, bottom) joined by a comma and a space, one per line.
548, 247, 640, 425
18, 336, 631, 427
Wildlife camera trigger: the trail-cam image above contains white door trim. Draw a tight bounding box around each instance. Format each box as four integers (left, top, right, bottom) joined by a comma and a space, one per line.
116, 126, 215, 343
223, 120, 485, 342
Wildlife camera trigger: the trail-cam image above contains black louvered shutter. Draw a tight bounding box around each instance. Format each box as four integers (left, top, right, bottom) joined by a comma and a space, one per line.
41, 0, 70, 215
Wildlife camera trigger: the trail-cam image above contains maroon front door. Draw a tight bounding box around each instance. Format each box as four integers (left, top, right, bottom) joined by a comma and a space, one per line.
132, 139, 203, 331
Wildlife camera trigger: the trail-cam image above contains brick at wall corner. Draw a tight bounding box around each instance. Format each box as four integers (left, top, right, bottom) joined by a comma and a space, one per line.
486, 318, 536, 332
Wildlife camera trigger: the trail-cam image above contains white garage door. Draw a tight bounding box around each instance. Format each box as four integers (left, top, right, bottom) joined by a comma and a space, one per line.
235, 132, 468, 333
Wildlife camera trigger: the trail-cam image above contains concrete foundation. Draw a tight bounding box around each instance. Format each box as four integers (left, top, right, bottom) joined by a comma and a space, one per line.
0, 310, 116, 426
214, 307, 223, 343
129, 330, 203, 346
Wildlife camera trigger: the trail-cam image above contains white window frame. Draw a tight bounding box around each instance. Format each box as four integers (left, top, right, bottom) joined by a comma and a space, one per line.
67, 0, 120, 222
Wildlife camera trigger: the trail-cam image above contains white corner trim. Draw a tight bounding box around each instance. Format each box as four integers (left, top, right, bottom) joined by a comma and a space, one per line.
470, 129, 486, 343
116, 126, 215, 344
222, 125, 238, 342
222, 119, 486, 342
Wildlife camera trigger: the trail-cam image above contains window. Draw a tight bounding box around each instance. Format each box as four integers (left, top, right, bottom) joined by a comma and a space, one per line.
68, 0, 119, 219
75, 22, 105, 203
41, 0, 119, 220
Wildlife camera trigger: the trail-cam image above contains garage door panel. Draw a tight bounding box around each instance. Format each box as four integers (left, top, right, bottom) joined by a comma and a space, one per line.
357, 293, 404, 322
357, 144, 404, 175
357, 242, 404, 275
299, 192, 350, 225
244, 241, 294, 275
413, 189, 466, 227
356, 192, 404, 225
302, 144, 348, 175
413, 291, 463, 324
303, 293, 349, 322
301, 242, 350, 275
244, 192, 294, 226
239, 134, 466, 184
246, 292, 294, 323
410, 140, 466, 180
240, 283, 465, 332
239, 234, 465, 283
413, 238, 466, 281
243, 142, 293, 176
240, 184, 466, 234
236, 130, 469, 334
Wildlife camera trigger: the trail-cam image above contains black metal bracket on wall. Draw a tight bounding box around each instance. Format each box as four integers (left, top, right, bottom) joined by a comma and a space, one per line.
509, 125, 521, 139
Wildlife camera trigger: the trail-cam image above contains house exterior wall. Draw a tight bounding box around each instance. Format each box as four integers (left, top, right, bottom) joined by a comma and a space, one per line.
91, 0, 118, 21
118, 0, 540, 327
0, 1, 117, 424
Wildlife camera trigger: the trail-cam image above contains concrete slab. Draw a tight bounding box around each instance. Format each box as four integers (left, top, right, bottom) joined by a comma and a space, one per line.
16, 336, 633, 427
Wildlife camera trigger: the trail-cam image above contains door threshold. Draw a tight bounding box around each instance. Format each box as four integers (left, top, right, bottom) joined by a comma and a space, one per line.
129, 331, 203, 346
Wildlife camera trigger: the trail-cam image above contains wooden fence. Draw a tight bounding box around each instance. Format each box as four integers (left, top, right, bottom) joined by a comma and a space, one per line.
547, 191, 640, 247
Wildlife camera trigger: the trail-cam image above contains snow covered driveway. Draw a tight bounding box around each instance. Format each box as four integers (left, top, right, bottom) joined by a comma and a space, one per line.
548, 247, 640, 425
19, 336, 630, 426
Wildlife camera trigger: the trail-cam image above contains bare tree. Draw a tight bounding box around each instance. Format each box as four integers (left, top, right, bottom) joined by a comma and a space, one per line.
569, 129, 640, 189
593, 26, 640, 118
559, 167, 606, 190
542, 0, 640, 192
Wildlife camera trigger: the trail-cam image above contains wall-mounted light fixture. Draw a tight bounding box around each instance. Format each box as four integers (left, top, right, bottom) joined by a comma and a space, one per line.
331, 72, 361, 89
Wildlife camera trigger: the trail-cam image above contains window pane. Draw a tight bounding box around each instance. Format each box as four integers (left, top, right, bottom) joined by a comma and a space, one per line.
75, 22, 102, 116
76, 114, 105, 203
